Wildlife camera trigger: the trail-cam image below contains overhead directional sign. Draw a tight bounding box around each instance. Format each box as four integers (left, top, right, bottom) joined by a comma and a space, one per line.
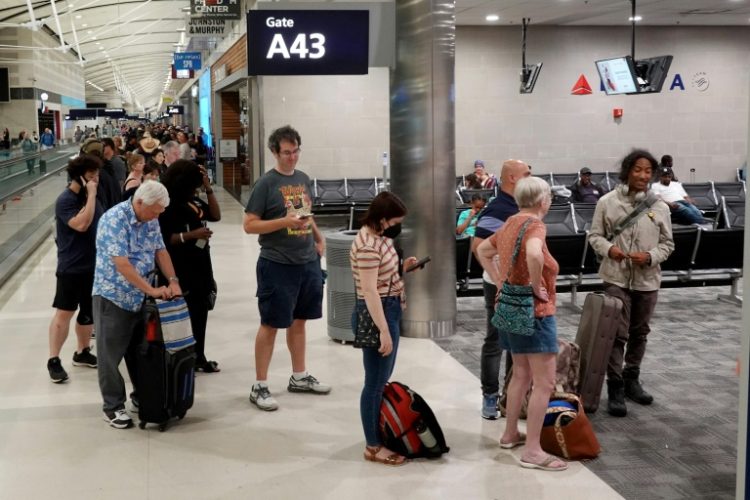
191, 0, 241, 20
174, 52, 202, 71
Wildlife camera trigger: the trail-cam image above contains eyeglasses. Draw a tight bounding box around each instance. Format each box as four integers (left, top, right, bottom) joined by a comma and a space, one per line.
279, 148, 301, 158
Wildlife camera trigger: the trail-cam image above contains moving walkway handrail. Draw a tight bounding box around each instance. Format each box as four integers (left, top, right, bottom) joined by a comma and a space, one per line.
0, 147, 77, 205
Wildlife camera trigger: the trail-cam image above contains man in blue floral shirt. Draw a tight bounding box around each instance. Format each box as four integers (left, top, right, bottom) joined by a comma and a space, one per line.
93, 181, 182, 429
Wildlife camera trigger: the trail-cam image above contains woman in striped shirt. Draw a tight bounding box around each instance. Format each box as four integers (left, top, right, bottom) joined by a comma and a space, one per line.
350, 192, 420, 466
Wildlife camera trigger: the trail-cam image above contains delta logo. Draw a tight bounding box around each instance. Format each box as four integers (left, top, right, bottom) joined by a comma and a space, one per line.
570, 72, 706, 95
571, 74, 592, 95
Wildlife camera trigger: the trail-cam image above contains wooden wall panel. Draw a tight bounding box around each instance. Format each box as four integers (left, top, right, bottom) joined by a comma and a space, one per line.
219, 91, 243, 189
211, 35, 246, 88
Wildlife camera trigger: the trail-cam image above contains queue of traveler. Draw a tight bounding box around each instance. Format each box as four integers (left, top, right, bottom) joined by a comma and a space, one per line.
45, 122, 677, 472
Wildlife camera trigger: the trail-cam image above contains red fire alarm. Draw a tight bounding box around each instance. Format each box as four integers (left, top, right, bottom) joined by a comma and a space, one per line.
613, 108, 623, 118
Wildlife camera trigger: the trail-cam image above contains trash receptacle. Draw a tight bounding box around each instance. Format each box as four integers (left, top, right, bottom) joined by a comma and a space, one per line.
39, 159, 46, 174
325, 230, 358, 342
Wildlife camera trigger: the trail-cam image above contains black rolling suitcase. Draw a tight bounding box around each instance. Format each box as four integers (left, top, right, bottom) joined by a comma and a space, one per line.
137, 297, 196, 431
574, 292, 622, 414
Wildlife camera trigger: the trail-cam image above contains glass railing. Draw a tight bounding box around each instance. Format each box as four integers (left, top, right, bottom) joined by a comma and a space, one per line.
0, 146, 79, 286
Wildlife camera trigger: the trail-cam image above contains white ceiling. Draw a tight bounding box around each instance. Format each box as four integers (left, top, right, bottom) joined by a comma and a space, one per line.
0, 0, 747, 113
458, 0, 750, 26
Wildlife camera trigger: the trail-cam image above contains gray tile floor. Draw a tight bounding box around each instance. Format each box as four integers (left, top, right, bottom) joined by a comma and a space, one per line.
439, 285, 741, 500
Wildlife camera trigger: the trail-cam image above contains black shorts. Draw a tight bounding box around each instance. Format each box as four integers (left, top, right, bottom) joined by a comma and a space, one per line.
52, 272, 94, 325
256, 257, 323, 329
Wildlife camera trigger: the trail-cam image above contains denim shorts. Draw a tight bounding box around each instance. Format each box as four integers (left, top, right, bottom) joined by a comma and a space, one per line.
256, 257, 323, 329
498, 315, 559, 354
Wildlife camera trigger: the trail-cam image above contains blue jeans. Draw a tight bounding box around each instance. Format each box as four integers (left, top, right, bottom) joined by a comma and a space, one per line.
353, 296, 401, 446
672, 200, 704, 225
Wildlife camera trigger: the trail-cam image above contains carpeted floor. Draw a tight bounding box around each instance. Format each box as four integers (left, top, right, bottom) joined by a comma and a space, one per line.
438, 285, 741, 500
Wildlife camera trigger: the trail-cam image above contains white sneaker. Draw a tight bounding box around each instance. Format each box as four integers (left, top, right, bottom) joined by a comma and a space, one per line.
249, 384, 279, 411
287, 374, 331, 394
103, 408, 133, 429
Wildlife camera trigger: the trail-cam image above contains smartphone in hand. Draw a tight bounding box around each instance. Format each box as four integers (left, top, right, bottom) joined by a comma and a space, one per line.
406, 256, 431, 273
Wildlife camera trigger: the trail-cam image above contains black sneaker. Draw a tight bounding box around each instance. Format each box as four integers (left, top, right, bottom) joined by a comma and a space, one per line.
72, 347, 97, 368
103, 409, 133, 429
47, 357, 69, 383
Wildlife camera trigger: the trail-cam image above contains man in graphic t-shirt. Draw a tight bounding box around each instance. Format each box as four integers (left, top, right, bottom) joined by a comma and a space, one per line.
243, 125, 331, 412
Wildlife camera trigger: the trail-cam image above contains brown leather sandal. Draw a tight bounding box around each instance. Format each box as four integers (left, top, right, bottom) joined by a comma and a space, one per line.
363, 446, 406, 466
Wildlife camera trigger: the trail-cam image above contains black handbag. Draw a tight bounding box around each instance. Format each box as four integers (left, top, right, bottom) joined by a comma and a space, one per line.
352, 276, 394, 349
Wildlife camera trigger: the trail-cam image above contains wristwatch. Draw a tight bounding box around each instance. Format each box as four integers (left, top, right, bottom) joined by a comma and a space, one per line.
168, 276, 179, 283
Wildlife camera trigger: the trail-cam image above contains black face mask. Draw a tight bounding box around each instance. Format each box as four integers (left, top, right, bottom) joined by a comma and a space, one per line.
382, 223, 402, 239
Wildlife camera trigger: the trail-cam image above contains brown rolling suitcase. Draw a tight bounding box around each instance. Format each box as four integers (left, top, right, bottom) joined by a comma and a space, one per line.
575, 292, 622, 414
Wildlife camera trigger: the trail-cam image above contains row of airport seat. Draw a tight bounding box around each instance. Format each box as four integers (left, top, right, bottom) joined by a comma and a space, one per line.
345, 204, 743, 305
456, 225, 744, 306
310, 178, 383, 213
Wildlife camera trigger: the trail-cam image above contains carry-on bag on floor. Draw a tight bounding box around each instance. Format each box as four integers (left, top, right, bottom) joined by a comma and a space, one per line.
574, 292, 622, 414
137, 296, 196, 431
380, 381, 450, 459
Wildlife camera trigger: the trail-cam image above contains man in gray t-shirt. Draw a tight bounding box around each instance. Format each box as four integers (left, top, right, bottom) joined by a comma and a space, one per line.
243, 125, 331, 411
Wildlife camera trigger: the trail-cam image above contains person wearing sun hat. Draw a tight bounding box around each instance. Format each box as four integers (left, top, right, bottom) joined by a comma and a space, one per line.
137, 132, 160, 163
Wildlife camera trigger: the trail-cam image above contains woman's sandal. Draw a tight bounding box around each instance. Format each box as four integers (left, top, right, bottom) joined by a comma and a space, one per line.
499, 432, 526, 449
363, 446, 406, 467
196, 360, 220, 373
519, 454, 568, 472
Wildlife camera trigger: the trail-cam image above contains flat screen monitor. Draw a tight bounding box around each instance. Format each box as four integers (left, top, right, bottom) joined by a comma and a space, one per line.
633, 55, 673, 93
520, 62, 542, 94
0, 68, 9, 103
595, 56, 638, 95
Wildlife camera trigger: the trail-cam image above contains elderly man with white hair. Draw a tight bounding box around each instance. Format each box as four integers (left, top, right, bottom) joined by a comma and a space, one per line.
93, 181, 182, 429
162, 140, 181, 168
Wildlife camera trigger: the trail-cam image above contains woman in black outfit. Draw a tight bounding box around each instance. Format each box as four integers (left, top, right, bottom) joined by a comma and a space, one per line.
160, 159, 222, 372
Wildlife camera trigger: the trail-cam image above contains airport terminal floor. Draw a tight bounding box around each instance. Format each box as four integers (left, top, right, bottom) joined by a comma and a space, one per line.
0, 189, 740, 499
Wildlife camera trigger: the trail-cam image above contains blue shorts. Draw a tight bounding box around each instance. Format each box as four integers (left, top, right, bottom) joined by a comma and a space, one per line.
256, 257, 323, 329
499, 315, 559, 354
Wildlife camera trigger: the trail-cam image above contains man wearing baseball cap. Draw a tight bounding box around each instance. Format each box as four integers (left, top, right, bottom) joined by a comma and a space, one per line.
650, 166, 704, 225
569, 166, 607, 203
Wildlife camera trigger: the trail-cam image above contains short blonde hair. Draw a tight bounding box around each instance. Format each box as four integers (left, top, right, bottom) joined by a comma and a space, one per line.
514, 176, 551, 209
127, 152, 144, 171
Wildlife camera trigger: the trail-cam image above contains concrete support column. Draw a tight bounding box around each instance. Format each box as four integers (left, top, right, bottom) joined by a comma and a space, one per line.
737, 78, 750, 500
390, 0, 456, 338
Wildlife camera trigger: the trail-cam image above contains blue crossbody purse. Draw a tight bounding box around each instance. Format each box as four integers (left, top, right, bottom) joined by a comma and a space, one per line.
491, 218, 536, 336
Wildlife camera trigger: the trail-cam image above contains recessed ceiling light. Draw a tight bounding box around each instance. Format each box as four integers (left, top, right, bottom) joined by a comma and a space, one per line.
95, 42, 100, 45
486, 14, 500, 22
68, 3, 73, 7
87, 30, 92, 34
629, 15, 643, 21
75, 15, 81, 19
92, 36, 97, 40
82, 23, 87, 27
